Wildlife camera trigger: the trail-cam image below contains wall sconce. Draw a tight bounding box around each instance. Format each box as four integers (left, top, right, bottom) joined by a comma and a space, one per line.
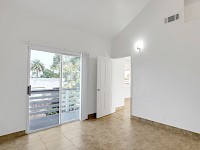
135, 40, 144, 53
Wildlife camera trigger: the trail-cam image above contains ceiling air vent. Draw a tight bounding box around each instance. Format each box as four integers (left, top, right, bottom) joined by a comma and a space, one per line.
164, 14, 180, 24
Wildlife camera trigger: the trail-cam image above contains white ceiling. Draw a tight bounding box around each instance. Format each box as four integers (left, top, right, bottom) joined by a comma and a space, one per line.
5, 0, 150, 40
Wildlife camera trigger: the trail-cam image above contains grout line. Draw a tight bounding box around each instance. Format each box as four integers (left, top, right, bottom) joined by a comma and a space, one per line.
62, 131, 80, 149
38, 133, 48, 150
65, 136, 80, 149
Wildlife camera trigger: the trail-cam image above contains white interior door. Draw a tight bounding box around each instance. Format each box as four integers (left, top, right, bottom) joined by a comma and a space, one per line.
97, 56, 113, 118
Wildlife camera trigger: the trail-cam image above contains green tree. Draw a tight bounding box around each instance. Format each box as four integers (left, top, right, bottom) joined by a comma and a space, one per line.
31, 59, 45, 78
62, 56, 80, 89
51, 54, 60, 72
50, 54, 80, 89
41, 69, 60, 78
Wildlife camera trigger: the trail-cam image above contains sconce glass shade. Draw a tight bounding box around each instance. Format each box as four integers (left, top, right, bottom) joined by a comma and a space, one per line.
135, 40, 144, 53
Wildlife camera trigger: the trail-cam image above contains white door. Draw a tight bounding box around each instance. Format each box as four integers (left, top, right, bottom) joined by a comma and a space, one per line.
97, 56, 113, 118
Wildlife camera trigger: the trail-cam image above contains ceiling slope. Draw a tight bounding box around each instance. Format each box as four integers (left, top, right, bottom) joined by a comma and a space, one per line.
2, 0, 150, 39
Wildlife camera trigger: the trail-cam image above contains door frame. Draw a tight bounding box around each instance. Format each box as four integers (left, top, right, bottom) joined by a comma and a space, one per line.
130, 54, 133, 117
111, 55, 133, 116
26, 44, 82, 134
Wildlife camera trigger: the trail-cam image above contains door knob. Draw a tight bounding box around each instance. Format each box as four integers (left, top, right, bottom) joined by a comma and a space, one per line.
97, 89, 101, 91
27, 85, 32, 96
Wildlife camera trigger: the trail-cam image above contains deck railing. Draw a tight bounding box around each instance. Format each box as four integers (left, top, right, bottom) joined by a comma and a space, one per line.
29, 89, 80, 119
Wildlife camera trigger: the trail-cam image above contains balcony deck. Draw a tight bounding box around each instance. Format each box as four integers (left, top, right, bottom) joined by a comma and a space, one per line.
29, 88, 80, 132
29, 110, 79, 131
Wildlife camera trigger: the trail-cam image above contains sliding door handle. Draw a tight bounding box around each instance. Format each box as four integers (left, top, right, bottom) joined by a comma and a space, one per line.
27, 85, 31, 96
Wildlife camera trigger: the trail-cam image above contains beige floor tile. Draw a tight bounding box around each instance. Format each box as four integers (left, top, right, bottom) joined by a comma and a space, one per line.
0, 140, 17, 150
44, 138, 73, 150
60, 145, 79, 150
69, 134, 100, 149
63, 129, 85, 140
16, 142, 47, 150
14, 133, 42, 146
38, 127, 62, 136
40, 132, 66, 144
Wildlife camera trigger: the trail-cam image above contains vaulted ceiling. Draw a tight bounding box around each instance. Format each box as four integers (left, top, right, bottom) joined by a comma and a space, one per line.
4, 0, 150, 39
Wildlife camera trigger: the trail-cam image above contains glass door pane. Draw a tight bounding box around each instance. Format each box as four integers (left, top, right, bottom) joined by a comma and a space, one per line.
61, 55, 81, 123
29, 50, 60, 132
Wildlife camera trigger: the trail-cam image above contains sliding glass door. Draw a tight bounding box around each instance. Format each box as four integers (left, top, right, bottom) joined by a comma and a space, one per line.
61, 55, 81, 123
28, 49, 81, 132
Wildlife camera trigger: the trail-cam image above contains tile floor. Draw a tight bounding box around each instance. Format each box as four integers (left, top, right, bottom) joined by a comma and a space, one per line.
1, 100, 200, 150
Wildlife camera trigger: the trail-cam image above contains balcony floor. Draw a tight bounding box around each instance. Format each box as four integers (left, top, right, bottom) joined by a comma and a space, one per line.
29, 110, 80, 132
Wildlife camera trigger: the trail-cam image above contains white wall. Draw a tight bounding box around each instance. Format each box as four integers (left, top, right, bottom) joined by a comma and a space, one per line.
185, 0, 200, 22
111, 0, 200, 133
113, 57, 131, 108
0, 2, 111, 136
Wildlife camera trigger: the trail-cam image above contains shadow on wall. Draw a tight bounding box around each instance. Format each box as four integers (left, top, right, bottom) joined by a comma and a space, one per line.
88, 58, 97, 114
